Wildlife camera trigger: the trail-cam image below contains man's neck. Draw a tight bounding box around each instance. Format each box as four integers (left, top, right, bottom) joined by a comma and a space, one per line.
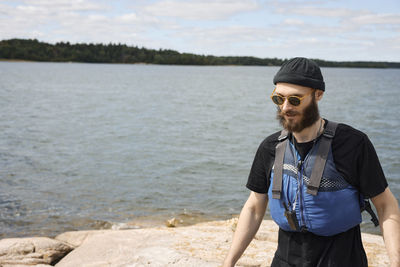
292, 117, 323, 143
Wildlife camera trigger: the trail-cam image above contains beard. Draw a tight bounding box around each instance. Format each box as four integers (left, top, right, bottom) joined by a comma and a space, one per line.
276, 94, 320, 133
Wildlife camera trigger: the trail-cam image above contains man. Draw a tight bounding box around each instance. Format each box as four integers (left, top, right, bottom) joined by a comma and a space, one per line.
223, 57, 400, 267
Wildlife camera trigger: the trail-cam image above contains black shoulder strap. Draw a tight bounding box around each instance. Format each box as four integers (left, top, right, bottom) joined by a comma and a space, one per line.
271, 130, 288, 199
361, 199, 380, 226
306, 121, 339, 195
272, 121, 339, 199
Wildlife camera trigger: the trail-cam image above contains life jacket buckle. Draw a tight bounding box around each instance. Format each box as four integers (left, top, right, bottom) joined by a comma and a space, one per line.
300, 226, 308, 233
323, 128, 335, 138
272, 190, 281, 199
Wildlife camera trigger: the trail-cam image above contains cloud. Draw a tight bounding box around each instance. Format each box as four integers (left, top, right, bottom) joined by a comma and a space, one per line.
273, 2, 400, 31
0, 0, 109, 31
278, 6, 359, 17
1, 0, 399, 61
143, 0, 260, 20
270, 1, 364, 18
177, 25, 273, 42
282, 19, 305, 26
116, 12, 161, 27
0, 0, 166, 46
17, 0, 107, 12
350, 13, 400, 25
118, 13, 139, 23
161, 25, 282, 57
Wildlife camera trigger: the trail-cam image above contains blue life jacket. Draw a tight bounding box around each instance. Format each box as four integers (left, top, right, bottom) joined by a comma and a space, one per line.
268, 121, 362, 236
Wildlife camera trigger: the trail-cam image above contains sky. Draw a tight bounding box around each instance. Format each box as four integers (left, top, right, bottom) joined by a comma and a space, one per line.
1, 0, 400, 62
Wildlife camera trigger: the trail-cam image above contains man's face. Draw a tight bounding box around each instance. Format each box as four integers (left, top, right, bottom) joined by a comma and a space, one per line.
274, 83, 321, 133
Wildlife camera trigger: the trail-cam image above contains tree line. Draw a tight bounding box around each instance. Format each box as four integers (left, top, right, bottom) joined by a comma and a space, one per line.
1, 38, 399, 68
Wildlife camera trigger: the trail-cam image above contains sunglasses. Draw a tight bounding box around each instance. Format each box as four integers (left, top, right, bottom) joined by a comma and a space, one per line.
270, 88, 312, 106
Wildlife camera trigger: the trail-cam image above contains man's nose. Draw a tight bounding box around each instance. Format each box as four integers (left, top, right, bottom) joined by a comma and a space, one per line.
280, 98, 293, 111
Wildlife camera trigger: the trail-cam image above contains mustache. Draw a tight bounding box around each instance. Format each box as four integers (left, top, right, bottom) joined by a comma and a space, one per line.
276, 93, 320, 133
278, 109, 300, 117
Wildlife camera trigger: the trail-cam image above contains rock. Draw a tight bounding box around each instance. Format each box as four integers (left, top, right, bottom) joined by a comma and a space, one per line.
55, 229, 111, 248
165, 217, 179, 227
0, 237, 73, 266
227, 217, 238, 231
1, 220, 389, 266
55, 226, 220, 267
54, 220, 279, 267
362, 231, 390, 266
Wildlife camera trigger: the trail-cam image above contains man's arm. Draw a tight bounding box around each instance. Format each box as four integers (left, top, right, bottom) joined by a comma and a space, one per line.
371, 187, 400, 267
223, 191, 268, 267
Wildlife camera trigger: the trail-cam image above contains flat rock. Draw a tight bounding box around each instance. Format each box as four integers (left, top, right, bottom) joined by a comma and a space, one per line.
55, 219, 388, 267
55, 229, 112, 248
0, 237, 73, 266
2, 219, 389, 266
362, 232, 390, 267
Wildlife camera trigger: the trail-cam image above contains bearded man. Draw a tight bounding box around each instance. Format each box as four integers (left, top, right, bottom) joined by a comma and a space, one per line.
223, 57, 400, 267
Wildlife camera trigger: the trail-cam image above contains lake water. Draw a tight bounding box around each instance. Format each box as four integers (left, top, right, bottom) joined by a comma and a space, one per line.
0, 62, 399, 238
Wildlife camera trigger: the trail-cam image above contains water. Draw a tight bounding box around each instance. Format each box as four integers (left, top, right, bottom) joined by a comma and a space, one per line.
0, 62, 399, 238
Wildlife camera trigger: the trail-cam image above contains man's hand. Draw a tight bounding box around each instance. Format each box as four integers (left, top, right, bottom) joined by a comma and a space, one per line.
222, 191, 268, 267
372, 187, 400, 267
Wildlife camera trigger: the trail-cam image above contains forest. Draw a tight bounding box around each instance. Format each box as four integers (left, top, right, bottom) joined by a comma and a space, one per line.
1, 38, 399, 68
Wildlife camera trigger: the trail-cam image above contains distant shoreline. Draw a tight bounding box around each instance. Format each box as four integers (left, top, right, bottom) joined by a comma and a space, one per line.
2, 59, 400, 70
1, 38, 400, 68
0, 58, 31, 62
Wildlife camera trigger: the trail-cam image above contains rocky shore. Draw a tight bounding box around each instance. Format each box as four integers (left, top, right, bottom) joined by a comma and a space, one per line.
0, 219, 389, 266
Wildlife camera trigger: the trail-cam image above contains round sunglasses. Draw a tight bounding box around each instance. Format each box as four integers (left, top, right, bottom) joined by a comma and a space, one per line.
270, 88, 312, 106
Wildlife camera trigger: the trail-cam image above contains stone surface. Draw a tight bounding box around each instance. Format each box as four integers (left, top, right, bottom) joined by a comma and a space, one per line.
54, 219, 389, 267
55, 230, 112, 248
0, 237, 73, 266
165, 217, 179, 228
1, 219, 389, 266
362, 232, 390, 267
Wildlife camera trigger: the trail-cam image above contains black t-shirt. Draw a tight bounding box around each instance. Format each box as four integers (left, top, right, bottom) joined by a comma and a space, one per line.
292, 137, 314, 160
246, 120, 388, 266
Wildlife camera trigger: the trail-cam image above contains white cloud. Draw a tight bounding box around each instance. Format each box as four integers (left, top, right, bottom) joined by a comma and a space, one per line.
118, 13, 138, 23
274, 2, 400, 32
18, 0, 107, 12
0, 0, 165, 46
350, 13, 400, 25
161, 25, 281, 56
143, 0, 260, 20
0, 0, 399, 61
1, 0, 109, 30
87, 14, 108, 22
283, 19, 305, 26
282, 6, 358, 17
116, 12, 161, 26
179, 26, 273, 41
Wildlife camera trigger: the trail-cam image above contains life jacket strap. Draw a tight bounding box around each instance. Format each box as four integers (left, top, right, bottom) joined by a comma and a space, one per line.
307, 121, 339, 195
272, 121, 339, 199
271, 130, 288, 199
361, 199, 380, 226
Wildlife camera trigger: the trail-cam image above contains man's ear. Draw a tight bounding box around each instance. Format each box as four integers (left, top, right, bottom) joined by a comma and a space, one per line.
315, 90, 324, 101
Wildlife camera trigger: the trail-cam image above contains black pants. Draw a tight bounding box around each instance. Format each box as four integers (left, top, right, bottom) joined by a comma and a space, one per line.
271, 227, 368, 267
